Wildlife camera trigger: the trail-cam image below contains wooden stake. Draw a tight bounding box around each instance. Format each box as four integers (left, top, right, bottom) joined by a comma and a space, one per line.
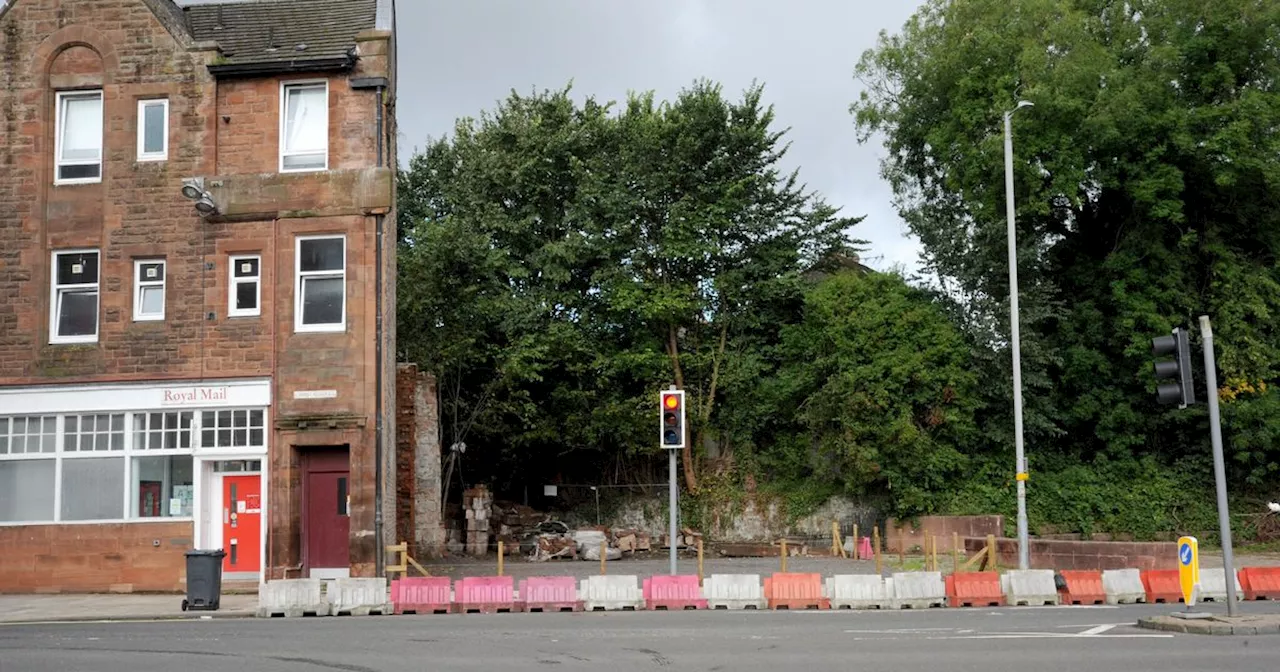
498, 541, 504, 576
873, 526, 883, 576
986, 534, 998, 572
898, 529, 905, 568
697, 538, 704, 586
932, 535, 939, 572
781, 539, 788, 573
952, 532, 960, 574
852, 524, 860, 561
600, 541, 607, 576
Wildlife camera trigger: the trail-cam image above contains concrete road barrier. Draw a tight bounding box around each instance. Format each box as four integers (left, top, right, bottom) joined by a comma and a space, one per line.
826, 575, 890, 609
328, 578, 392, 616
1197, 568, 1243, 603
1002, 570, 1059, 606
704, 574, 767, 610
580, 575, 644, 611
891, 572, 946, 609
1102, 568, 1146, 605
257, 579, 328, 618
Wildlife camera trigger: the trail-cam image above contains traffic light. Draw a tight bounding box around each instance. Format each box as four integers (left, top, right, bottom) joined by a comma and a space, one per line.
660, 390, 685, 449
1152, 327, 1195, 408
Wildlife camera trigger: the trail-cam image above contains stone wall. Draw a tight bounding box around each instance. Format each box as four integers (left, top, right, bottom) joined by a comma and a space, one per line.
0, 521, 191, 594
394, 363, 444, 559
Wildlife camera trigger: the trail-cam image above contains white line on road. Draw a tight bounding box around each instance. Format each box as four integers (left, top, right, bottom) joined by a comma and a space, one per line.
1078, 624, 1119, 636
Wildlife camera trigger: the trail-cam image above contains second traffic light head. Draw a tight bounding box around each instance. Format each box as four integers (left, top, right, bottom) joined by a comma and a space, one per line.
1152, 328, 1195, 408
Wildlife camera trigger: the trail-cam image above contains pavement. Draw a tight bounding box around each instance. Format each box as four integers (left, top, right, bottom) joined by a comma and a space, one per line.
0, 594, 258, 624
1139, 612, 1280, 636
3, 604, 1280, 672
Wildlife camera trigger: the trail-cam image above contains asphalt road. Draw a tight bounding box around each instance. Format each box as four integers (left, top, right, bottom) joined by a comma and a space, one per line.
2, 604, 1277, 672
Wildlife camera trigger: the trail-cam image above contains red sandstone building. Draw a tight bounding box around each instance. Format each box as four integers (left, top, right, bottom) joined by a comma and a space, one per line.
0, 0, 398, 593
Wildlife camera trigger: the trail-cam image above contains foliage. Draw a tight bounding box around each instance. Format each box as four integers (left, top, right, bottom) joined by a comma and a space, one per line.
398, 82, 860, 496
852, 0, 1280, 527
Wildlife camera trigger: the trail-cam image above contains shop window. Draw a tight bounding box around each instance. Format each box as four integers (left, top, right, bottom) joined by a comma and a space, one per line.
132, 455, 194, 518
0, 460, 56, 523
60, 456, 125, 521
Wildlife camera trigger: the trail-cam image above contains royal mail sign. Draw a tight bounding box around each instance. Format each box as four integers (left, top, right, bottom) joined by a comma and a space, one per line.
161, 386, 231, 406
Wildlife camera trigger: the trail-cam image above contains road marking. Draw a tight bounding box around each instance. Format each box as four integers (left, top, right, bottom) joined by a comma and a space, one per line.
1079, 624, 1119, 636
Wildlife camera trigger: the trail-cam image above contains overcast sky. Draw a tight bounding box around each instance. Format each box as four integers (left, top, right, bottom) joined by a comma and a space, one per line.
399, 0, 925, 273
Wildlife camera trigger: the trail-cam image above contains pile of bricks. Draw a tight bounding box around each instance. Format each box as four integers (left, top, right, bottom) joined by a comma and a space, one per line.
464, 486, 493, 557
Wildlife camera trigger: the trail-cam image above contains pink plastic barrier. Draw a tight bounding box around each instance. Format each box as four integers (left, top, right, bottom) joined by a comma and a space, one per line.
643, 575, 708, 610
519, 576, 582, 612
391, 577, 452, 615
455, 576, 519, 613
858, 537, 873, 559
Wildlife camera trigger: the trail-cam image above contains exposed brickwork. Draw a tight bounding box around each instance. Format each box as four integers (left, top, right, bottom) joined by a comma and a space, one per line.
0, 521, 192, 594
0, 0, 397, 592
396, 363, 418, 551
886, 515, 1005, 552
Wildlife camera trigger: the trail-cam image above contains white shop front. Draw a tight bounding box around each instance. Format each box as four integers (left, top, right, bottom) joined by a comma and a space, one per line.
0, 378, 271, 581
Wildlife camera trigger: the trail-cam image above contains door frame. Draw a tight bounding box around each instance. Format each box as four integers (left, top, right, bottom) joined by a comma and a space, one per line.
299, 445, 351, 578
194, 456, 267, 583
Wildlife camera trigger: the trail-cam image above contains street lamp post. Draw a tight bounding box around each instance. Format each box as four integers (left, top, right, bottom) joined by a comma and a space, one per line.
1004, 100, 1033, 571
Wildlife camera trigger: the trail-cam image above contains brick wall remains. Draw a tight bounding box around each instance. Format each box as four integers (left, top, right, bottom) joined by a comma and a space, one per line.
962, 536, 1179, 571
885, 515, 1005, 552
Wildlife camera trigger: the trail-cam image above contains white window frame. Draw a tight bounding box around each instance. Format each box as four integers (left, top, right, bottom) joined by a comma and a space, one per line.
136, 99, 169, 162
0, 407, 268, 526
133, 259, 166, 322
279, 80, 329, 173
228, 255, 262, 318
54, 90, 104, 185
49, 249, 100, 345
295, 235, 346, 333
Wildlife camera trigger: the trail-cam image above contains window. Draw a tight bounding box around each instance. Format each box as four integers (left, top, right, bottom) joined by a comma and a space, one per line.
0, 408, 265, 525
229, 255, 261, 317
55, 90, 103, 183
200, 409, 266, 449
50, 250, 99, 344
132, 455, 193, 518
133, 412, 194, 450
132, 260, 166, 322
136, 99, 168, 161
280, 82, 328, 172
295, 236, 345, 331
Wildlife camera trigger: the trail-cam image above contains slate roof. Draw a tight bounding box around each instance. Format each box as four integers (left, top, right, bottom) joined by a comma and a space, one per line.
185, 0, 377, 71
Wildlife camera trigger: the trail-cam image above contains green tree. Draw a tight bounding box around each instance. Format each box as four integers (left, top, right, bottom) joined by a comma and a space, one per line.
768, 270, 981, 515
851, 0, 1280, 495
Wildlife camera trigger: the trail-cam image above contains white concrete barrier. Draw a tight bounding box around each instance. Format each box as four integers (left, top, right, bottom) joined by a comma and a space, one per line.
704, 574, 767, 610
580, 575, 644, 611
1102, 568, 1146, 605
890, 572, 945, 609
1198, 568, 1244, 603
328, 577, 392, 616
257, 579, 328, 618
1001, 570, 1059, 606
825, 575, 890, 609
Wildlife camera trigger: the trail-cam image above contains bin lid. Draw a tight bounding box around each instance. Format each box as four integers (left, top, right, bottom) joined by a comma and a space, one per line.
185, 548, 227, 558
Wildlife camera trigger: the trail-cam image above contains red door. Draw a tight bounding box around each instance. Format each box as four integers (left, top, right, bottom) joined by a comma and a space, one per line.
222, 475, 262, 573
304, 448, 350, 573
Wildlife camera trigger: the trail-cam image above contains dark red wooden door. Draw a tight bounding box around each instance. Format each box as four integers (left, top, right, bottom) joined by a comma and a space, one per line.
304, 448, 350, 573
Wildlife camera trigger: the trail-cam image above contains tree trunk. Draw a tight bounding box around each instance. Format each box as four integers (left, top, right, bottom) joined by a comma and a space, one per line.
667, 324, 699, 493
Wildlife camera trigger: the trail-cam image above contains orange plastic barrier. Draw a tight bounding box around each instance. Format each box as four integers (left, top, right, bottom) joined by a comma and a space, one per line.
946, 572, 1004, 607
1240, 567, 1280, 601
1058, 570, 1106, 605
1140, 569, 1183, 604
764, 573, 830, 610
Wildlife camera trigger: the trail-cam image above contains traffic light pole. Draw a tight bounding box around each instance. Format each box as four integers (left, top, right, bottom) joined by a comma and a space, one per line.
669, 448, 678, 576
1199, 316, 1239, 617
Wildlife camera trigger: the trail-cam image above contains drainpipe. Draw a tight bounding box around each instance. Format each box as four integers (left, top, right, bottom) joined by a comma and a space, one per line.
352, 76, 389, 576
